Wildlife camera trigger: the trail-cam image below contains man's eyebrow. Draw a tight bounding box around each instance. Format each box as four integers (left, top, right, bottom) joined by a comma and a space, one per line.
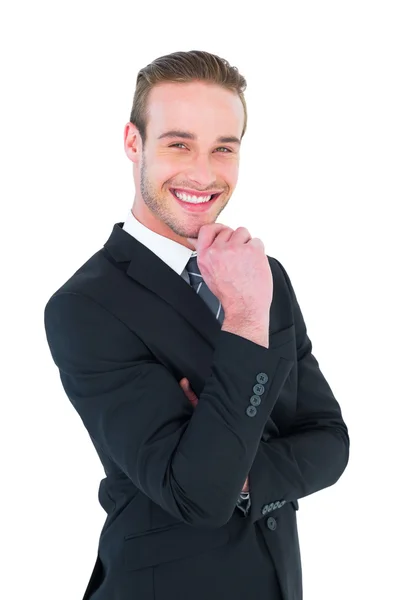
157, 130, 241, 145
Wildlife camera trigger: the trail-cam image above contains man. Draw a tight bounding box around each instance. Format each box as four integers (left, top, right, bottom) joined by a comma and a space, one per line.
44, 50, 350, 600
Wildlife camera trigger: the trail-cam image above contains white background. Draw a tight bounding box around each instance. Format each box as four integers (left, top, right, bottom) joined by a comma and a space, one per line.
1, 1, 399, 598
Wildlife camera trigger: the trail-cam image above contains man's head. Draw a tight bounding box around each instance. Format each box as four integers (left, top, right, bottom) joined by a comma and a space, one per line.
124, 50, 247, 249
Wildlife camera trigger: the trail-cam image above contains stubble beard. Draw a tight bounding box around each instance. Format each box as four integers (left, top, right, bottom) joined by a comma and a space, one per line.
139, 156, 227, 239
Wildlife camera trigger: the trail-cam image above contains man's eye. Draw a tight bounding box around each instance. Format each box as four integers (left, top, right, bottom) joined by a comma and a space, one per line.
169, 143, 231, 153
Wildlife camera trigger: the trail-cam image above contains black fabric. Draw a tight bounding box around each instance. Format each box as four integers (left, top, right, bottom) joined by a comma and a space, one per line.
44, 222, 350, 600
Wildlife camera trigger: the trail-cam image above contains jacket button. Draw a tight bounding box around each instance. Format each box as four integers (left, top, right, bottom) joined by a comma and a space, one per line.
256, 373, 269, 384
273, 502, 280, 510
261, 504, 269, 516
253, 383, 265, 395
250, 395, 261, 406
246, 405, 257, 417
267, 517, 277, 531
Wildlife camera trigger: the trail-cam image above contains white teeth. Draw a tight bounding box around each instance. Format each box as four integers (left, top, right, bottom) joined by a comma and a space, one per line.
174, 190, 213, 203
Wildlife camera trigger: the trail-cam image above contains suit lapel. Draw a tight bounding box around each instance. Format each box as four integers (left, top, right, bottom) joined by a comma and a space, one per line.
103, 222, 221, 350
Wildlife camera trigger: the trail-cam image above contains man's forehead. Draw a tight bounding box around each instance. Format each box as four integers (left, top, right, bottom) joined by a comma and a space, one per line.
147, 81, 242, 114
146, 82, 244, 138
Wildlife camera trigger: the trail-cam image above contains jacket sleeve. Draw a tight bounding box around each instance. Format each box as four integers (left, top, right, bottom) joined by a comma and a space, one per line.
44, 291, 294, 529
245, 259, 350, 523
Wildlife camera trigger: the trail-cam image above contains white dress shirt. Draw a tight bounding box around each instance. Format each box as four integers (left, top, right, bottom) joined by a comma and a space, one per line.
122, 209, 251, 516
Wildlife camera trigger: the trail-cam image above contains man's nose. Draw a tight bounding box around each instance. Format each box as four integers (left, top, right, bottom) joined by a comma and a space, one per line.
184, 153, 216, 187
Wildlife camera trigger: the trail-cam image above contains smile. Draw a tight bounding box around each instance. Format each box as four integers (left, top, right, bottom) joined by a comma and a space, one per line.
170, 189, 221, 212
171, 189, 220, 204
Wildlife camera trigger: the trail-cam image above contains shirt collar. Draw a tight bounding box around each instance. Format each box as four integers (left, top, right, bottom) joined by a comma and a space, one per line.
122, 209, 197, 276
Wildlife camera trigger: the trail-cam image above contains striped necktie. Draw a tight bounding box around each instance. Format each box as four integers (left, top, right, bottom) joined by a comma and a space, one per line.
186, 255, 225, 325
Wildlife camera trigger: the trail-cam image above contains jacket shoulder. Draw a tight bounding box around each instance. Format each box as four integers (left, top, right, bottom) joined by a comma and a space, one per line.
44, 247, 113, 309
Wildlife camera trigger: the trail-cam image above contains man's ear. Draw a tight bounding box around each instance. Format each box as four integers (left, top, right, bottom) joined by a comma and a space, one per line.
124, 122, 142, 165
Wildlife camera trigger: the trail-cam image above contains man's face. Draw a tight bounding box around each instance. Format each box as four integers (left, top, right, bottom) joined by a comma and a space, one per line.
124, 81, 244, 247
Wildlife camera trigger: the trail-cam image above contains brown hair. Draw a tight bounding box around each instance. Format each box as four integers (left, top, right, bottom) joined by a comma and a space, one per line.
129, 50, 247, 147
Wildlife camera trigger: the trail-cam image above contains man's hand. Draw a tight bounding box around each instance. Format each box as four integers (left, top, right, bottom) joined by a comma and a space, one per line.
186, 223, 272, 323
179, 377, 249, 493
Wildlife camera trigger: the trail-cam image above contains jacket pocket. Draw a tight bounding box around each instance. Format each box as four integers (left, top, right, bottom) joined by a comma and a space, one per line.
124, 522, 229, 571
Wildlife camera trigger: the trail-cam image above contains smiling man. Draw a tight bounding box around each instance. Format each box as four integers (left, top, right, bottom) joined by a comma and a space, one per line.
44, 50, 349, 600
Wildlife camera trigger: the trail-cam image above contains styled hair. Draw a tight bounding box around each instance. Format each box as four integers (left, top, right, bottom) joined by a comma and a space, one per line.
129, 50, 247, 146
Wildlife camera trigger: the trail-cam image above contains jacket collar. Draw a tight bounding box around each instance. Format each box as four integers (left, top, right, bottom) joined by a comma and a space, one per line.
103, 222, 221, 349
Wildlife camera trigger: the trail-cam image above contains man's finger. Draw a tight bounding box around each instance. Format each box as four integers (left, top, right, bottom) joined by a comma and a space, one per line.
180, 379, 198, 407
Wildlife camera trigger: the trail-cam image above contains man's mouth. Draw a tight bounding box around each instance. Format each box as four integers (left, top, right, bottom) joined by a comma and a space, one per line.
170, 188, 221, 204
170, 189, 222, 214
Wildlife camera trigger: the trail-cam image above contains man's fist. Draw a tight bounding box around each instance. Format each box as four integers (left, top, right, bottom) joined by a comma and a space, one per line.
187, 223, 272, 322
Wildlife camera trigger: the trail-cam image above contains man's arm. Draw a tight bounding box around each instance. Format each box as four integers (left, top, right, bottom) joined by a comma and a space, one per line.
44, 291, 294, 529
180, 378, 252, 515
244, 258, 350, 522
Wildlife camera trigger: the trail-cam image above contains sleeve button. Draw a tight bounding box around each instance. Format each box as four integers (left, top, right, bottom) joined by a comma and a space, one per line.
246, 405, 257, 417
253, 383, 265, 395
256, 373, 269, 384
250, 395, 261, 406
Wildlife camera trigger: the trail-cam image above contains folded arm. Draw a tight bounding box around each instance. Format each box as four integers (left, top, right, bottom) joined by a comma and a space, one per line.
44, 291, 293, 529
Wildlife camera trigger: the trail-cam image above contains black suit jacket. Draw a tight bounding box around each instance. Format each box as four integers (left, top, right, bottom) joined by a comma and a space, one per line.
44, 222, 350, 600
